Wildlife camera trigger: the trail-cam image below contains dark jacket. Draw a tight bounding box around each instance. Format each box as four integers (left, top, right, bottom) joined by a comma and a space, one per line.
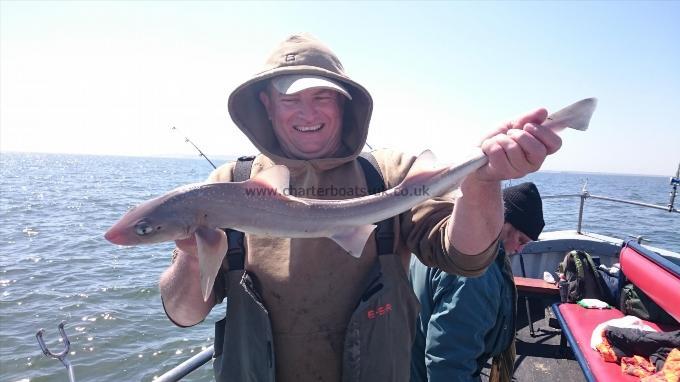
605, 328, 680, 370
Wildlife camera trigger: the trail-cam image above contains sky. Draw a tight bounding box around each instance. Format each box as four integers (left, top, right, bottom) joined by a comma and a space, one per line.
1, 1, 679, 176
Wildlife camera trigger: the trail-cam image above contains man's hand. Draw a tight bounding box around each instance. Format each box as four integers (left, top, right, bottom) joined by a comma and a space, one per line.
475, 108, 562, 181
161, 233, 215, 326
447, 107, 562, 257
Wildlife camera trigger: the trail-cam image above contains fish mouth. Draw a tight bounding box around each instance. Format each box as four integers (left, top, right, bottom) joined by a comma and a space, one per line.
293, 123, 323, 133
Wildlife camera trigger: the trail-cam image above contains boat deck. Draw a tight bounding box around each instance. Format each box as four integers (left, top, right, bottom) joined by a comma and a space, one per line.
481, 298, 586, 382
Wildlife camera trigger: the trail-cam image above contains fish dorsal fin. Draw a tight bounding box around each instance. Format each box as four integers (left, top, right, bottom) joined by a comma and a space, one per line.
403, 150, 438, 180
247, 165, 290, 195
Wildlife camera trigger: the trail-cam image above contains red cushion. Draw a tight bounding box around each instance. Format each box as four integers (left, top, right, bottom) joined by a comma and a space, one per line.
557, 244, 680, 381
557, 304, 669, 381
620, 246, 680, 322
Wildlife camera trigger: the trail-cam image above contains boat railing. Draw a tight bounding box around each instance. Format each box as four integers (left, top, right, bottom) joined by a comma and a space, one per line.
35, 319, 216, 382
154, 345, 215, 382
543, 193, 680, 234
542, 173, 679, 235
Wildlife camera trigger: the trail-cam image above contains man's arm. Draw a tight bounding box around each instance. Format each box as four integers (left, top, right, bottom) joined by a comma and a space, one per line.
160, 244, 216, 326
159, 162, 236, 327
446, 108, 561, 256
399, 108, 561, 275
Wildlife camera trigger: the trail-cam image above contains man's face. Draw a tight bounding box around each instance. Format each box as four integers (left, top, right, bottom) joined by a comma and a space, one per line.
259, 85, 345, 160
500, 222, 533, 255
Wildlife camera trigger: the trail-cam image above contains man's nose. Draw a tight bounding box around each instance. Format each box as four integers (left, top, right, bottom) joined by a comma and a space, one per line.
505, 241, 520, 255
296, 100, 318, 120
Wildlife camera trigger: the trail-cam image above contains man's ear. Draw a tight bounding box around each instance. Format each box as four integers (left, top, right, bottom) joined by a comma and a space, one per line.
259, 90, 272, 118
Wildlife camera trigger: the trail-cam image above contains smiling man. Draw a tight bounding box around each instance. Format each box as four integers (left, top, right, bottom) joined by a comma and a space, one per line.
259, 75, 349, 160
159, 33, 560, 382
410, 182, 545, 382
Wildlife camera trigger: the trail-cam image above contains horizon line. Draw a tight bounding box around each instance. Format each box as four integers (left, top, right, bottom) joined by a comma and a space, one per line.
1, 149, 674, 178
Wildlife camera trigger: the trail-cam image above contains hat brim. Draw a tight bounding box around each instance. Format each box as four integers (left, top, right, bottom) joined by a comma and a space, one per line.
271, 75, 353, 100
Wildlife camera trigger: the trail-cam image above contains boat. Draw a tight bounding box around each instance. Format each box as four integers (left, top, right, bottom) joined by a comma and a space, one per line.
35, 166, 680, 381
494, 167, 680, 381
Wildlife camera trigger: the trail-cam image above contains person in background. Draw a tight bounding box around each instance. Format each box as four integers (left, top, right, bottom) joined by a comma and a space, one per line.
410, 182, 545, 382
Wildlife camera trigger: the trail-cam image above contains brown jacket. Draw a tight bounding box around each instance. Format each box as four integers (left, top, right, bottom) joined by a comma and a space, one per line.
205, 34, 498, 381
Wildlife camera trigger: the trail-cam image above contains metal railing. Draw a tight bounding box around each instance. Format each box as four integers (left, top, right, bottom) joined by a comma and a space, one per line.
155, 346, 215, 382
544, 190, 679, 234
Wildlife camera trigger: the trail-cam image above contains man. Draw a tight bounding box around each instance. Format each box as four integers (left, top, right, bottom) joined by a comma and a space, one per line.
159, 33, 561, 382
409, 182, 545, 382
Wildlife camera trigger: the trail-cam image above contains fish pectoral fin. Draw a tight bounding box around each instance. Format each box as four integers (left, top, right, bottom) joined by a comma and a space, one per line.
195, 226, 228, 302
246, 165, 290, 196
328, 225, 377, 258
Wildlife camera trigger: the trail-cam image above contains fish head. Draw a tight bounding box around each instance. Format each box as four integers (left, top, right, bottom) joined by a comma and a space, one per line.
104, 194, 191, 246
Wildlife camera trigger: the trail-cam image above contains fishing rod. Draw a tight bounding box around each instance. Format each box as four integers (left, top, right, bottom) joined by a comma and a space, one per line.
669, 162, 680, 213
170, 126, 217, 170
173, 125, 377, 166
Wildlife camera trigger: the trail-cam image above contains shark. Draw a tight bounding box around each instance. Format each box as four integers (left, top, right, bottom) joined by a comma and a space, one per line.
105, 98, 597, 301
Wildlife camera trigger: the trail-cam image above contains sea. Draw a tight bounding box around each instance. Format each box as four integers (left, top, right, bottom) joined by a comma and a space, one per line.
1, 152, 679, 381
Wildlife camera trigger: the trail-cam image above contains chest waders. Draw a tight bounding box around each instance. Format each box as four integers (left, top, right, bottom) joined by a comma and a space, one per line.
213, 154, 420, 382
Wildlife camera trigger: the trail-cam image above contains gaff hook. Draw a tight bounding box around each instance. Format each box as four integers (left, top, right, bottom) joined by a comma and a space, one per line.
36, 321, 76, 382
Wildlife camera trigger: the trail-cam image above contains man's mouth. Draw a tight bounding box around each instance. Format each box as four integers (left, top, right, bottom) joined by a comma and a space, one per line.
294, 123, 323, 133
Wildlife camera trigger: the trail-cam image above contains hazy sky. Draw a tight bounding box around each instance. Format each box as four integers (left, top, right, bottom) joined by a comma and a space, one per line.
2, 1, 679, 176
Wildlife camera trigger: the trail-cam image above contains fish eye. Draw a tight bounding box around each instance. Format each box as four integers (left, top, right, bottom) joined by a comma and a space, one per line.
134, 221, 157, 236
